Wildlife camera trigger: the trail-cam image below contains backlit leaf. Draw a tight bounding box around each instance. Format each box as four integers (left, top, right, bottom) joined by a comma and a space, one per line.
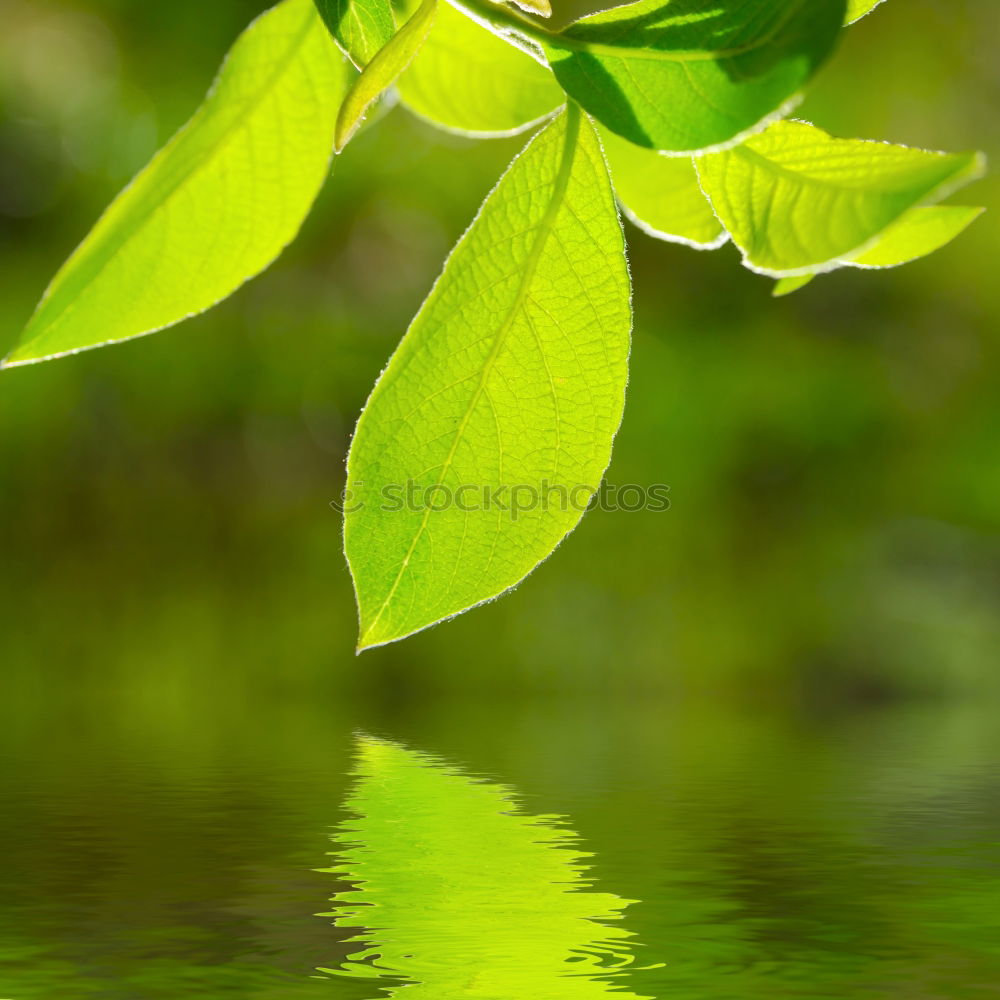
697, 120, 985, 276
314, 0, 395, 67
319, 736, 645, 997
846, 205, 984, 269
771, 205, 984, 295
334, 0, 438, 152
397, 0, 563, 137
542, 0, 846, 153
5, 0, 347, 368
846, 0, 886, 23
599, 127, 725, 248
345, 106, 631, 650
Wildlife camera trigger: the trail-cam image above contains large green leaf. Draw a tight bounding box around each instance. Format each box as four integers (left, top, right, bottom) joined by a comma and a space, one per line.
334, 0, 438, 151
397, 0, 563, 137
846, 0, 886, 23
4, 0, 347, 369
772, 205, 983, 296
319, 736, 644, 996
345, 106, 631, 650
599, 127, 725, 248
314, 0, 395, 68
697, 120, 985, 276
542, 0, 846, 153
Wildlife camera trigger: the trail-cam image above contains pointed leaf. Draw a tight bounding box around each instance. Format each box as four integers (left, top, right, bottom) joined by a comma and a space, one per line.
542, 0, 846, 153
773, 274, 814, 296
397, 0, 563, 137
599, 127, 725, 248
697, 120, 985, 276
334, 0, 438, 151
320, 737, 643, 996
846, 0, 886, 23
846, 205, 984, 269
345, 106, 631, 650
771, 205, 983, 295
314, 0, 395, 67
5, 0, 347, 368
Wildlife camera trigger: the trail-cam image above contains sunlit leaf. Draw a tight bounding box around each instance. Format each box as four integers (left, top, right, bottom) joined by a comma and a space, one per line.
542, 0, 846, 153
771, 205, 983, 295
846, 0, 886, 23
772, 274, 814, 296
334, 0, 438, 152
314, 0, 395, 67
599, 127, 725, 248
697, 120, 985, 276
345, 106, 631, 650
846, 205, 984, 269
4, 0, 347, 368
397, 0, 563, 137
319, 736, 646, 997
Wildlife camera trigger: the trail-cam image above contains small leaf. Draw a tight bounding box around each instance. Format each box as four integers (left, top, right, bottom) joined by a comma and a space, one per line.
334, 0, 438, 152
599, 127, 725, 248
846, 205, 984, 269
5, 0, 347, 368
846, 0, 887, 23
321, 737, 644, 995
771, 205, 984, 295
397, 0, 563, 137
697, 120, 985, 276
773, 274, 814, 296
542, 0, 846, 153
314, 0, 395, 67
345, 106, 631, 650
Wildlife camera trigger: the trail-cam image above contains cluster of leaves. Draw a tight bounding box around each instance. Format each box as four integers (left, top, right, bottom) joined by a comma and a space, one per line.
4, 0, 985, 649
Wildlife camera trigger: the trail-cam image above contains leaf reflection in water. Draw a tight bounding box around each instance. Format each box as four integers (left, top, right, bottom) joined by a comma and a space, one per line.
317, 735, 653, 998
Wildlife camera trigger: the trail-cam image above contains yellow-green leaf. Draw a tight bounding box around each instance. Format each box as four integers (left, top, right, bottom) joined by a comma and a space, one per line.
334, 0, 438, 152
847, 205, 984, 269
397, 0, 562, 137
5, 0, 347, 368
846, 0, 887, 23
345, 106, 631, 650
599, 127, 725, 249
697, 120, 985, 277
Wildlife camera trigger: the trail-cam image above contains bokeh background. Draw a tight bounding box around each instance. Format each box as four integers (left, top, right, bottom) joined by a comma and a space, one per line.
1, 1, 999, 996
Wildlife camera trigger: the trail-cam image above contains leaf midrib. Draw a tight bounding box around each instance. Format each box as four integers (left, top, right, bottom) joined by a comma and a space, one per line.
550, 0, 807, 64
357, 105, 581, 647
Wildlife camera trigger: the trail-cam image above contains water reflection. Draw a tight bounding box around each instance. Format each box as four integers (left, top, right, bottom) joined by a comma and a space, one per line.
318, 736, 652, 998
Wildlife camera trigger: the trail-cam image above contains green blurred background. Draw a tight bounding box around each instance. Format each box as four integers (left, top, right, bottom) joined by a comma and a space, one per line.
1, 3, 999, 996
1, 0, 996, 702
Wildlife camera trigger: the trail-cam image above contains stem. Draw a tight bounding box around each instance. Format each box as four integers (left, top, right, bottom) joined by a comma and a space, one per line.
449, 0, 556, 46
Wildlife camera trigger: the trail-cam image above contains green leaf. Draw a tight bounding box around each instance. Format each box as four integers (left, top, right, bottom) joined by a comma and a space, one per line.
397, 0, 563, 137
772, 274, 814, 296
846, 205, 984, 269
334, 0, 438, 151
846, 0, 886, 23
696, 120, 985, 276
4, 0, 347, 369
314, 0, 395, 67
344, 105, 631, 650
599, 127, 725, 248
319, 736, 645, 995
771, 205, 983, 295
541, 0, 847, 153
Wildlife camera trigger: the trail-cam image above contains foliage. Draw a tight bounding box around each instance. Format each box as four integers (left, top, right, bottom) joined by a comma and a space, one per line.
3, 0, 985, 649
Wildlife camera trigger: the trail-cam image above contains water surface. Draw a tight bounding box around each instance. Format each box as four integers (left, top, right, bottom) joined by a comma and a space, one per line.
1, 697, 998, 998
